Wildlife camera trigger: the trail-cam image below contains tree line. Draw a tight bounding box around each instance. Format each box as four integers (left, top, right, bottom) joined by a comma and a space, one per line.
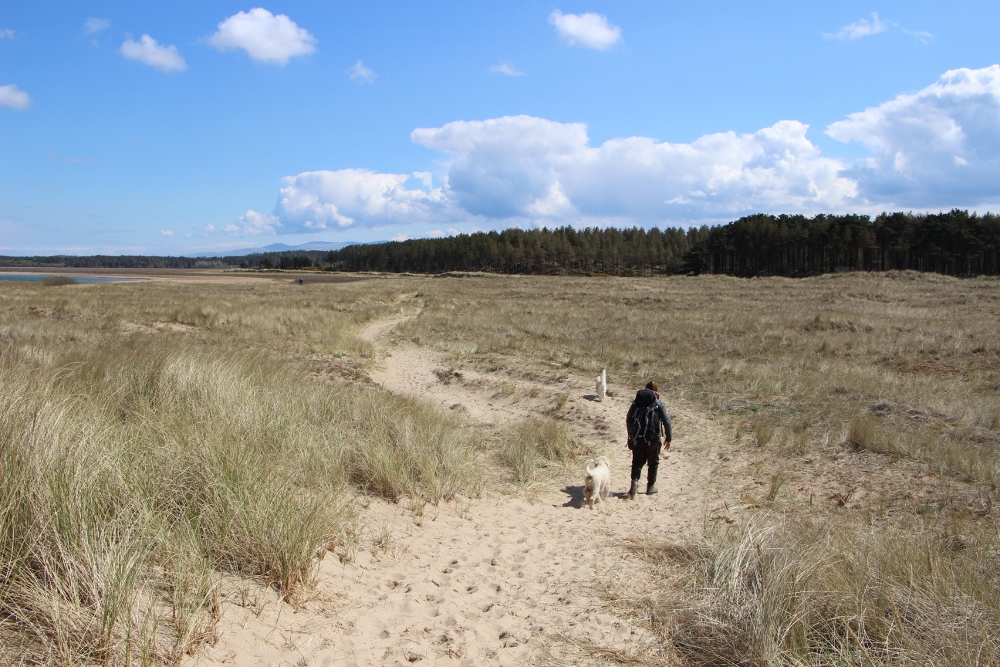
682, 209, 1000, 276
325, 226, 697, 275
0, 255, 229, 269
0, 253, 323, 270
323, 210, 1000, 277
2, 210, 997, 277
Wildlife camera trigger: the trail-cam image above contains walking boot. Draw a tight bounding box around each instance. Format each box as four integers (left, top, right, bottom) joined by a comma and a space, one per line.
646, 483, 658, 495
627, 479, 639, 500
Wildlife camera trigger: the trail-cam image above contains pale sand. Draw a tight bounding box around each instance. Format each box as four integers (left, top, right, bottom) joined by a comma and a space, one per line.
188, 310, 739, 667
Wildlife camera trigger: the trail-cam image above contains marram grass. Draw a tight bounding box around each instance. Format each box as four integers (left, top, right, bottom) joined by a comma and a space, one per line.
0, 279, 481, 665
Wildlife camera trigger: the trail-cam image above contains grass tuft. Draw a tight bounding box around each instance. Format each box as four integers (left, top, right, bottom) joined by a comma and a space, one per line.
638, 514, 1000, 666
497, 417, 580, 484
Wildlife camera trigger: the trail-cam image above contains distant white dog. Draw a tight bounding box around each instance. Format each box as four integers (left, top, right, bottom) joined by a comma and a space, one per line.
583, 456, 612, 509
595, 369, 607, 401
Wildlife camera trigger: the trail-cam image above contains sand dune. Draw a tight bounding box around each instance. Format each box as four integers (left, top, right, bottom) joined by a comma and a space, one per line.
190, 311, 734, 666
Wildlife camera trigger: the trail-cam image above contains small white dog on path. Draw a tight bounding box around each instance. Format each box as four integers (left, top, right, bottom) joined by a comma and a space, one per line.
583, 456, 611, 509
595, 369, 607, 401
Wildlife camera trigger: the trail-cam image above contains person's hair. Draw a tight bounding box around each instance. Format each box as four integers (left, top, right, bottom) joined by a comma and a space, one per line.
645, 380, 658, 392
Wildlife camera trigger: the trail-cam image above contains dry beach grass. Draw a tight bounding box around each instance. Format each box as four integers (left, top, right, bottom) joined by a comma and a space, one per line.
394, 270, 1000, 665
0, 277, 482, 664
0, 269, 998, 665
399, 271, 1000, 484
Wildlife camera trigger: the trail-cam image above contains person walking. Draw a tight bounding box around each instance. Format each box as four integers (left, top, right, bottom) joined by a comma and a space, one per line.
626, 381, 672, 499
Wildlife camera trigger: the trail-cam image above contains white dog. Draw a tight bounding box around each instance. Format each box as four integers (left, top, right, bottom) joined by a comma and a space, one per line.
595, 369, 607, 401
583, 456, 612, 509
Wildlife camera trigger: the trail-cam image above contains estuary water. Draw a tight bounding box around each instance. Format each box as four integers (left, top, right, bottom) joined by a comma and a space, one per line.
0, 274, 137, 283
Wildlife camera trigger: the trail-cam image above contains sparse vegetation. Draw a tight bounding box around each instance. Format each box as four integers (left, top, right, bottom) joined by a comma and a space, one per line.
752, 414, 777, 448
0, 279, 480, 665
390, 270, 1000, 664
3, 270, 998, 665
633, 512, 1000, 666
399, 270, 1000, 485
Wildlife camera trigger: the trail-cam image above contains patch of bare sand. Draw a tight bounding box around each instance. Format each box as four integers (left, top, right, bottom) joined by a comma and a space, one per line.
121, 321, 201, 335
190, 314, 740, 667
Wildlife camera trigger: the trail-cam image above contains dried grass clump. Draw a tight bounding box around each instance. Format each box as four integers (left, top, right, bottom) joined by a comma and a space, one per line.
643, 514, 1000, 666
752, 414, 777, 448
343, 389, 481, 501
497, 417, 580, 484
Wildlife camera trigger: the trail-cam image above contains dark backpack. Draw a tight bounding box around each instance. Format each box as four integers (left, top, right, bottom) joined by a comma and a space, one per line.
629, 390, 661, 442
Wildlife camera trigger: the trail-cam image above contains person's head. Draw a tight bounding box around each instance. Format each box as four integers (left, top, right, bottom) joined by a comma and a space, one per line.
645, 380, 658, 393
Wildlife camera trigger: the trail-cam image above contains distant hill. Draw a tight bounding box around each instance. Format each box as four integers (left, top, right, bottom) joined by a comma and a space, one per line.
193, 241, 368, 258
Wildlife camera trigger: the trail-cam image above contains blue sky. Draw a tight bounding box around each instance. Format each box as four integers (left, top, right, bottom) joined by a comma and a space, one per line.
2, 2, 999, 256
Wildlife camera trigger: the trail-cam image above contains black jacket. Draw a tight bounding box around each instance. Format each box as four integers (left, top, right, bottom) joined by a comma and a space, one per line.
626, 388, 672, 442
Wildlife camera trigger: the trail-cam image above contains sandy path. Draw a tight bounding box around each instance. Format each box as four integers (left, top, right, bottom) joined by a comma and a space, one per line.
192, 313, 736, 666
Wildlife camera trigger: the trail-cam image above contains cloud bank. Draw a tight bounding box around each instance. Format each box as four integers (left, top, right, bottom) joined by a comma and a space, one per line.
233, 66, 1000, 236
237, 170, 450, 235
209, 8, 316, 64
120, 35, 187, 72
827, 65, 1000, 207
412, 116, 855, 221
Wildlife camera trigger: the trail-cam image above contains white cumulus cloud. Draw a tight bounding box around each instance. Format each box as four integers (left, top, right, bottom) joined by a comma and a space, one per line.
827, 64, 1000, 206
120, 35, 187, 72
346, 60, 377, 84
84, 18, 110, 35
489, 61, 526, 76
412, 116, 588, 219
209, 8, 316, 64
0, 84, 31, 110
412, 115, 856, 222
824, 12, 887, 40
242, 66, 1000, 232
0, 28, 14, 39
549, 10, 622, 50
160, 230, 174, 237
226, 210, 280, 236
272, 169, 451, 233
248, 116, 859, 232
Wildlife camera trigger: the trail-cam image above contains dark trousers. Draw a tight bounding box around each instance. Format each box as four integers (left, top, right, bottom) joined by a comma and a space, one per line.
630, 438, 662, 484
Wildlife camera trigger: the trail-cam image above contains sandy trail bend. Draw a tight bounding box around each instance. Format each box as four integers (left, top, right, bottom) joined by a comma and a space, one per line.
193, 313, 734, 667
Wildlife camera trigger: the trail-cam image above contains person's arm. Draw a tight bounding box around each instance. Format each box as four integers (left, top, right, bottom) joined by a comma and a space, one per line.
659, 402, 672, 449
626, 402, 636, 439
